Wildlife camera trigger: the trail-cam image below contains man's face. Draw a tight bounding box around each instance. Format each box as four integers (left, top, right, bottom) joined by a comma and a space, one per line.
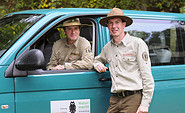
64, 25, 80, 42
107, 18, 126, 37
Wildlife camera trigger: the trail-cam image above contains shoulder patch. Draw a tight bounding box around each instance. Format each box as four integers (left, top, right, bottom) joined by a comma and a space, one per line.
86, 48, 92, 53
142, 52, 148, 61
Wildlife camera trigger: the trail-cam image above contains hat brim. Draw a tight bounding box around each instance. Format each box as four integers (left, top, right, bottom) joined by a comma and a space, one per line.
100, 16, 133, 27
62, 24, 88, 27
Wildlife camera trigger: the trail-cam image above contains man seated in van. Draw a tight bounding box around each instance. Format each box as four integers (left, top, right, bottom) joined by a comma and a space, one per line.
47, 18, 94, 70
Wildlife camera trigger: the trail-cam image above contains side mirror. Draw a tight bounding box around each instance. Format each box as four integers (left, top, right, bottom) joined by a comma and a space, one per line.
15, 49, 45, 70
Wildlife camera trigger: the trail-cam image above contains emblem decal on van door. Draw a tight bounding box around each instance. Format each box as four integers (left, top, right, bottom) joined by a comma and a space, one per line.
50, 99, 90, 113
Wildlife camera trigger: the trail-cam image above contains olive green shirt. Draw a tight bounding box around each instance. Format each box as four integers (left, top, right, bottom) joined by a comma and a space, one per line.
94, 32, 154, 107
47, 36, 94, 70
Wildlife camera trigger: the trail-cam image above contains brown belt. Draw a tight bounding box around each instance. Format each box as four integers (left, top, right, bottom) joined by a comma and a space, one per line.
113, 90, 142, 98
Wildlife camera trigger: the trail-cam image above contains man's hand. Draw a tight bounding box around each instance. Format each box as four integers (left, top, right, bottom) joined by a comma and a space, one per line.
54, 65, 65, 70
96, 64, 108, 73
136, 105, 148, 113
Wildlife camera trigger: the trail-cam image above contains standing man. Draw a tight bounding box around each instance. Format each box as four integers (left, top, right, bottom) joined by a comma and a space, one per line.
94, 8, 154, 113
47, 18, 94, 70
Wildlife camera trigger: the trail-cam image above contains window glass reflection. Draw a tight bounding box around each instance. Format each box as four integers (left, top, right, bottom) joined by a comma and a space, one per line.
125, 19, 185, 66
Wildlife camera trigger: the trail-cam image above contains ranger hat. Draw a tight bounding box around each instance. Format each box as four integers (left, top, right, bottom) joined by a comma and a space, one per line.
100, 8, 133, 27
62, 18, 87, 27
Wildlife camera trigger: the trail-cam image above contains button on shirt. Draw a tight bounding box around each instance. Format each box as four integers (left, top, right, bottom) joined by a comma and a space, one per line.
47, 36, 94, 70
94, 32, 154, 107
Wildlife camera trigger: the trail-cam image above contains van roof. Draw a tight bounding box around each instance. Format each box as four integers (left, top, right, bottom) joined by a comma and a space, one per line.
6, 8, 185, 21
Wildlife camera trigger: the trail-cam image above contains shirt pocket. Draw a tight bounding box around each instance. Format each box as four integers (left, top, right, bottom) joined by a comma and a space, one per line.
122, 51, 136, 62
122, 55, 136, 68
70, 52, 80, 61
122, 56, 136, 62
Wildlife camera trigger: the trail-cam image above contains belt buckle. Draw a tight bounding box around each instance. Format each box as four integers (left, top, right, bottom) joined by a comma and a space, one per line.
117, 92, 125, 97
122, 91, 125, 97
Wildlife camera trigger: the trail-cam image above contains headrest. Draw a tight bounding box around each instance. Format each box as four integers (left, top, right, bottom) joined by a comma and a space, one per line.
46, 29, 60, 43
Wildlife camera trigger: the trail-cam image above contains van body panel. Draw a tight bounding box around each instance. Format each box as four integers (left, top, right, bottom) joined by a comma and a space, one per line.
15, 71, 111, 113
150, 79, 185, 113
15, 71, 111, 92
16, 88, 110, 113
0, 66, 14, 93
0, 66, 14, 113
0, 93, 15, 113
152, 65, 185, 81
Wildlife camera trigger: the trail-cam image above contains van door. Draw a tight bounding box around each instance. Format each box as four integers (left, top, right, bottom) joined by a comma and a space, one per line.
11, 16, 112, 113
14, 70, 111, 113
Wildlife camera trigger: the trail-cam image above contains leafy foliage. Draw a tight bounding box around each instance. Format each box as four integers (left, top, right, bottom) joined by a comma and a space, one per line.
0, 21, 28, 50
0, 0, 185, 17
0, 14, 43, 53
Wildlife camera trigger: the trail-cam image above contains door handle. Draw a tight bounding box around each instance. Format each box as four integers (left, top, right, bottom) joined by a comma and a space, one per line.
99, 78, 111, 81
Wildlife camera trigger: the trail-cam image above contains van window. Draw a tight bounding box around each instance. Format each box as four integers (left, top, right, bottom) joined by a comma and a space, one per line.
31, 18, 95, 70
125, 19, 185, 66
0, 14, 44, 57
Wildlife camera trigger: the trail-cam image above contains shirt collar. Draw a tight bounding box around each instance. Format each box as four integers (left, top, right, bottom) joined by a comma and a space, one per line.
111, 32, 131, 46
121, 32, 131, 46
65, 36, 80, 47
73, 36, 80, 47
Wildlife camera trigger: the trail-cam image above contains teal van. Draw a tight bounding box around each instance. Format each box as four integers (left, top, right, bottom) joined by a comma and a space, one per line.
0, 8, 185, 113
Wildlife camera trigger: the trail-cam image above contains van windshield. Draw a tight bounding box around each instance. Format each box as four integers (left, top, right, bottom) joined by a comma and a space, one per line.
0, 14, 44, 57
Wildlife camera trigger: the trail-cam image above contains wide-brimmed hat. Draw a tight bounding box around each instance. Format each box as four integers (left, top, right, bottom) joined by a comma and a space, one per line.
62, 18, 87, 27
100, 8, 133, 27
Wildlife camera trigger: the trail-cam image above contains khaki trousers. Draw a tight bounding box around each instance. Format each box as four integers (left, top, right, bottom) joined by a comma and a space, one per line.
107, 92, 142, 113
